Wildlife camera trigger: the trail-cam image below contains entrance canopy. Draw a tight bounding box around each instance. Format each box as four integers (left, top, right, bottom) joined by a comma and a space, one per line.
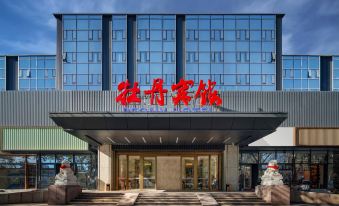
50, 112, 287, 146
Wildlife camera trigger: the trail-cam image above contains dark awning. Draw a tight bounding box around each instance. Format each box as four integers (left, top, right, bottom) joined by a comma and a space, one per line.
50, 112, 287, 146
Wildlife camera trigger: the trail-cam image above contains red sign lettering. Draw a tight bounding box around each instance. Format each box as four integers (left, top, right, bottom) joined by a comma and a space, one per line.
194, 79, 222, 106
116, 78, 222, 107
171, 79, 194, 106
116, 79, 141, 105
144, 78, 168, 106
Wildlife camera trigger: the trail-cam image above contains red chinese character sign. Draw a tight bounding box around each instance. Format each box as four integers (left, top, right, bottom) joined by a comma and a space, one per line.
115, 78, 222, 107
194, 80, 222, 106
144, 78, 168, 106
171, 79, 194, 106
116, 79, 141, 105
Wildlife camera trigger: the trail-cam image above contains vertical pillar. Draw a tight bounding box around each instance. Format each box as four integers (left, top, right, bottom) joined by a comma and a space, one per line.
320, 56, 332, 91
5, 56, 18, 90
102, 15, 112, 90
222, 145, 239, 191
98, 144, 113, 191
55, 14, 63, 90
275, 14, 283, 91
176, 15, 185, 82
127, 15, 136, 85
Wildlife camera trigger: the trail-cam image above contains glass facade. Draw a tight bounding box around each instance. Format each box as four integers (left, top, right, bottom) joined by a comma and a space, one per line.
62, 15, 102, 90
185, 15, 276, 91
0, 153, 97, 189
112, 15, 127, 90
136, 15, 176, 90
18, 55, 56, 90
283, 55, 320, 91
333, 56, 339, 91
0, 56, 5, 90
239, 149, 336, 191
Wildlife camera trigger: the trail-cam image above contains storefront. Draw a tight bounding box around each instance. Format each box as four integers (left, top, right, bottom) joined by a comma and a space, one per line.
0, 153, 97, 189
239, 147, 338, 191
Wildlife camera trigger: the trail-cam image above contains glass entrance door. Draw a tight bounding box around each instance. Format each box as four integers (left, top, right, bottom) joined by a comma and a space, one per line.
182, 157, 194, 190
143, 157, 156, 189
128, 156, 140, 189
197, 156, 209, 190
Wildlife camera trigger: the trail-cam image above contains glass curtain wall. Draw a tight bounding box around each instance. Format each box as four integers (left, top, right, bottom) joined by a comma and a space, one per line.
333, 56, 339, 91
18, 56, 56, 90
136, 15, 176, 90
283, 55, 320, 91
112, 15, 127, 90
62, 15, 102, 90
0, 56, 5, 90
185, 15, 276, 91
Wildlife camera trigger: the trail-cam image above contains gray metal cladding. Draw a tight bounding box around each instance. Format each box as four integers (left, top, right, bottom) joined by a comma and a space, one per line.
0, 91, 338, 127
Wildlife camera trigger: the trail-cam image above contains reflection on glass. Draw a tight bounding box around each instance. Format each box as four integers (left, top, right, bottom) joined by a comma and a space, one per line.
118, 155, 127, 190
210, 155, 218, 190
198, 156, 209, 190
143, 157, 156, 189
240, 165, 252, 190
128, 156, 140, 189
182, 157, 194, 190
259, 151, 275, 163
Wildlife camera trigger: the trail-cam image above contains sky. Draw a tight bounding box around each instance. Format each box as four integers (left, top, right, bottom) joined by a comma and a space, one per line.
0, 0, 338, 55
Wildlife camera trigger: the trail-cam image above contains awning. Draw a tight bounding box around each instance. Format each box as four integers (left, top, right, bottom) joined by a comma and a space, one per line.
50, 112, 287, 146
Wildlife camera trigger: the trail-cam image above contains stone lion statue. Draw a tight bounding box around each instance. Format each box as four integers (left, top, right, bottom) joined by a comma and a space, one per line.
54, 160, 78, 185
261, 160, 284, 186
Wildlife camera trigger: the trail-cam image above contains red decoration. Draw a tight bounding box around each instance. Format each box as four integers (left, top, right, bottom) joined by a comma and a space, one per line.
60, 165, 67, 169
116, 78, 223, 107
194, 79, 222, 106
267, 165, 279, 170
171, 79, 194, 106
144, 78, 168, 106
116, 79, 141, 105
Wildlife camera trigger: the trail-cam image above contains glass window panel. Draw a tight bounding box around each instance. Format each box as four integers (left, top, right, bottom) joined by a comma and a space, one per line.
259, 151, 275, 163
150, 30, 162, 40
262, 19, 275, 29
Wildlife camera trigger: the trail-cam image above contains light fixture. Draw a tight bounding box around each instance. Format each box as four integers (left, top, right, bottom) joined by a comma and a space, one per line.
191, 137, 196, 143
124, 137, 131, 144
142, 137, 147, 144
223, 137, 231, 143
176, 137, 179, 144
106, 137, 116, 144
159, 137, 162, 144
207, 136, 214, 144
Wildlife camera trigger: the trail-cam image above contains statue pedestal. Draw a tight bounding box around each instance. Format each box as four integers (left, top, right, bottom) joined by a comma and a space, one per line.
255, 185, 290, 205
48, 185, 81, 205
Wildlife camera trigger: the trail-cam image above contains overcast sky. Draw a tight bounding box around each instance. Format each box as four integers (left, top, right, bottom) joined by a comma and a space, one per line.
0, 0, 338, 55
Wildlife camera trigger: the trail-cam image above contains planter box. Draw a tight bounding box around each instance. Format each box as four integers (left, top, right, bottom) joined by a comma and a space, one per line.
48, 185, 81, 205
255, 185, 290, 205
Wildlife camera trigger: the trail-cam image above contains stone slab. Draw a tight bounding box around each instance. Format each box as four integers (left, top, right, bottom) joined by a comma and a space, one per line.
8, 192, 21, 204
117, 193, 139, 206
21, 191, 33, 203
256, 185, 290, 205
0, 194, 8, 204
48, 185, 81, 205
196, 193, 219, 206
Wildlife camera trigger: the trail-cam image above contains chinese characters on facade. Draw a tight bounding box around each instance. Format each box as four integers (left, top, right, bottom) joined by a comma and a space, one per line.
116, 78, 222, 106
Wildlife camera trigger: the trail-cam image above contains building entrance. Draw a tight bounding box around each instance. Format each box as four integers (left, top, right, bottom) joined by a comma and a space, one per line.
116, 153, 220, 191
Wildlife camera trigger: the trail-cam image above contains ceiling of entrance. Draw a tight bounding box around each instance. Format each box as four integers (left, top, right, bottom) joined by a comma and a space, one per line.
50, 112, 287, 146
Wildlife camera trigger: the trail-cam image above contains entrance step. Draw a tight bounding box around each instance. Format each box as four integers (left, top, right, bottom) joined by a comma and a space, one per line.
212, 192, 270, 206
135, 192, 201, 206
70, 192, 124, 205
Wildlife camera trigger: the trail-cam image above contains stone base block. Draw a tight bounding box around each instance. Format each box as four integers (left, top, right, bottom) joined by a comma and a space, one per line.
255, 185, 290, 205
48, 185, 81, 205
